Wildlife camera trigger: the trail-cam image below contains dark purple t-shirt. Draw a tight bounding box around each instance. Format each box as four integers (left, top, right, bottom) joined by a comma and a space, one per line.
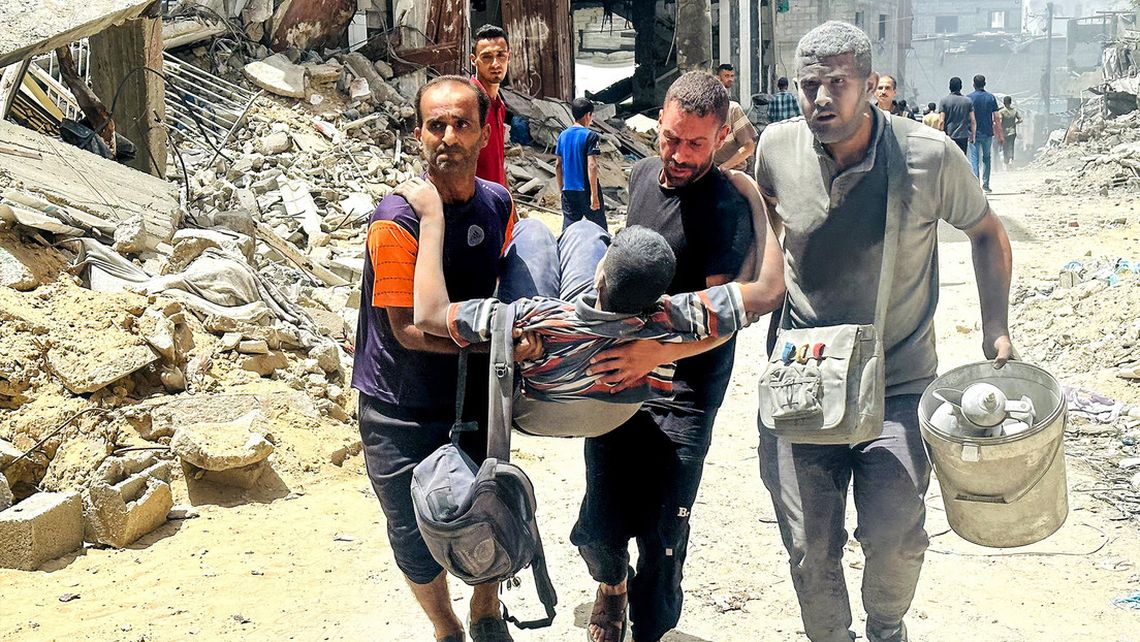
351, 178, 513, 418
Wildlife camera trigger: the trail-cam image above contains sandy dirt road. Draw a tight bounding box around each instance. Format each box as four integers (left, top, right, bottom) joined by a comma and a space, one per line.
2, 168, 1139, 642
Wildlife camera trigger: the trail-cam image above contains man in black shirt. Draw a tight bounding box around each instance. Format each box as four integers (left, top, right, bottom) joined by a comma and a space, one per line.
574, 71, 757, 642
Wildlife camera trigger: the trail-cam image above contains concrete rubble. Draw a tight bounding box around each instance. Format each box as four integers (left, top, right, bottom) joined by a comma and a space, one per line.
170, 411, 276, 489
0, 0, 648, 572
0, 491, 84, 571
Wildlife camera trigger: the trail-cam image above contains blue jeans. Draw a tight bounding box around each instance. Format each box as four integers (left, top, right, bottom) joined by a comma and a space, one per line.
759, 395, 929, 642
561, 190, 607, 232
497, 218, 609, 304
968, 134, 993, 189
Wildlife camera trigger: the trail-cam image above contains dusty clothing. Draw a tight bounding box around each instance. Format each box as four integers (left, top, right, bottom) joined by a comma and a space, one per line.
351, 180, 513, 415
755, 110, 992, 642
358, 393, 488, 585
759, 395, 928, 642
998, 106, 1022, 139
573, 157, 753, 642
937, 92, 974, 141
755, 110, 989, 397
714, 100, 759, 171
446, 219, 747, 437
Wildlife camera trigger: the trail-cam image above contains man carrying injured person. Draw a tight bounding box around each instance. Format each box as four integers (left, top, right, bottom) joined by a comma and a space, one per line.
394, 176, 784, 439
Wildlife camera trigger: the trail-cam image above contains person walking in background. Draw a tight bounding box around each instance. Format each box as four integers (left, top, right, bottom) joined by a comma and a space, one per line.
769, 76, 802, 123
555, 98, 606, 231
922, 102, 940, 129
715, 63, 760, 172
874, 74, 898, 114
997, 95, 1023, 168
470, 25, 510, 187
967, 74, 1003, 192
937, 76, 975, 155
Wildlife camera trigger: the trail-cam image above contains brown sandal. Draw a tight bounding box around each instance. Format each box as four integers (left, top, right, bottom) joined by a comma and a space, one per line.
587, 586, 628, 642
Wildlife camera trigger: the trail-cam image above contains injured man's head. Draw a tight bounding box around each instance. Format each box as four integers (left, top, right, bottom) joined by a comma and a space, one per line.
594, 225, 677, 314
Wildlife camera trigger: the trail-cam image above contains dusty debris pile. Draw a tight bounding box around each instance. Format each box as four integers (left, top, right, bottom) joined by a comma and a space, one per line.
1035, 78, 1140, 195
1009, 256, 1140, 517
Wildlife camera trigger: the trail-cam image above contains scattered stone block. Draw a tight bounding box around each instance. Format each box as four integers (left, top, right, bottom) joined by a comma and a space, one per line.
0, 492, 84, 571
170, 411, 275, 472
186, 460, 269, 490
241, 350, 289, 377
309, 342, 341, 374
85, 460, 173, 548
0, 475, 12, 512
238, 339, 269, 355
220, 332, 243, 352
0, 245, 37, 290
243, 53, 307, 98
256, 131, 292, 155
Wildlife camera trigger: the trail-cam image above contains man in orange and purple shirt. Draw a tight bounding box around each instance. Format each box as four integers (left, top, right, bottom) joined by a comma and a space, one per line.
470, 24, 510, 187
352, 74, 516, 642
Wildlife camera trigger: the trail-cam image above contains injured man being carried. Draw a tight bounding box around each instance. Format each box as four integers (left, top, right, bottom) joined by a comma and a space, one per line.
398, 177, 780, 438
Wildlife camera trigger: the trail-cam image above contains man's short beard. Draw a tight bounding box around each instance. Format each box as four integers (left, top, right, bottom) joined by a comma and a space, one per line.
662, 154, 714, 188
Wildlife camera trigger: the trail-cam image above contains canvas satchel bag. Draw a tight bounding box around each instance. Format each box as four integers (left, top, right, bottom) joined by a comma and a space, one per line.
757, 120, 908, 445
410, 305, 558, 629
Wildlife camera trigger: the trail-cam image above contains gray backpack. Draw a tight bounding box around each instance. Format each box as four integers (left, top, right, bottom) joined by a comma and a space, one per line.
411, 304, 557, 629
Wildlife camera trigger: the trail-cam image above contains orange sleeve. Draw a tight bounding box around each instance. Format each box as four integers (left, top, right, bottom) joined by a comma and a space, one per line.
367, 220, 418, 308
501, 198, 517, 257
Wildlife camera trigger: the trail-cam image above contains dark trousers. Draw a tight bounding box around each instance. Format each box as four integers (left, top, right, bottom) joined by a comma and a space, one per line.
571, 346, 735, 642
561, 189, 607, 232
359, 394, 488, 584
758, 395, 929, 642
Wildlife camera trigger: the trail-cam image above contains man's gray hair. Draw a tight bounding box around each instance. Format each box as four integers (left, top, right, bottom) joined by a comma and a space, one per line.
663, 71, 729, 125
794, 21, 873, 79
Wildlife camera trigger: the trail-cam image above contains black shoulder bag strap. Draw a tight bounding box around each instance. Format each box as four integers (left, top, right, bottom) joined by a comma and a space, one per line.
451, 348, 479, 444
489, 303, 558, 629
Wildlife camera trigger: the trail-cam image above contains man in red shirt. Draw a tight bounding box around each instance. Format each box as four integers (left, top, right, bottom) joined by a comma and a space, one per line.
471, 24, 510, 187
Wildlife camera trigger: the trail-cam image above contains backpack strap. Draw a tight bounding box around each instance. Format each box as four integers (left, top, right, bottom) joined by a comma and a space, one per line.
501, 526, 558, 629
451, 348, 480, 443
486, 303, 515, 461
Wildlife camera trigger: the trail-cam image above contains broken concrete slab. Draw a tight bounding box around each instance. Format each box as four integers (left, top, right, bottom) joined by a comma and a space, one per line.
0, 0, 157, 68
136, 308, 178, 362
309, 342, 341, 374
39, 436, 111, 494
0, 121, 181, 245
185, 459, 269, 490
48, 339, 159, 395
241, 350, 289, 377
256, 131, 292, 155
0, 475, 12, 512
132, 390, 317, 441
243, 53, 307, 98
0, 492, 84, 571
170, 411, 275, 472
84, 460, 172, 548
0, 245, 37, 291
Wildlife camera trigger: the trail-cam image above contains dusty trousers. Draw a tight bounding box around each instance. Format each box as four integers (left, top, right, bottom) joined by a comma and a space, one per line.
758, 394, 929, 642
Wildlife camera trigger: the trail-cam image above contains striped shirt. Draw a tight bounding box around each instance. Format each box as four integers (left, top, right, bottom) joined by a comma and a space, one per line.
446, 284, 748, 404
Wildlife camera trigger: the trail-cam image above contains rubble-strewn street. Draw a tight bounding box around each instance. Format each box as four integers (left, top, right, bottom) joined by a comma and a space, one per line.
2, 1, 1139, 641
2, 167, 1139, 641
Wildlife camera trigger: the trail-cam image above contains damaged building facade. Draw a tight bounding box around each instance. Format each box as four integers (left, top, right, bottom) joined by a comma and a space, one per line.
773, 0, 911, 90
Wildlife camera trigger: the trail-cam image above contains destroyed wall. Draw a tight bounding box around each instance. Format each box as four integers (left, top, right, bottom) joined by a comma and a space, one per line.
911, 0, 1022, 37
